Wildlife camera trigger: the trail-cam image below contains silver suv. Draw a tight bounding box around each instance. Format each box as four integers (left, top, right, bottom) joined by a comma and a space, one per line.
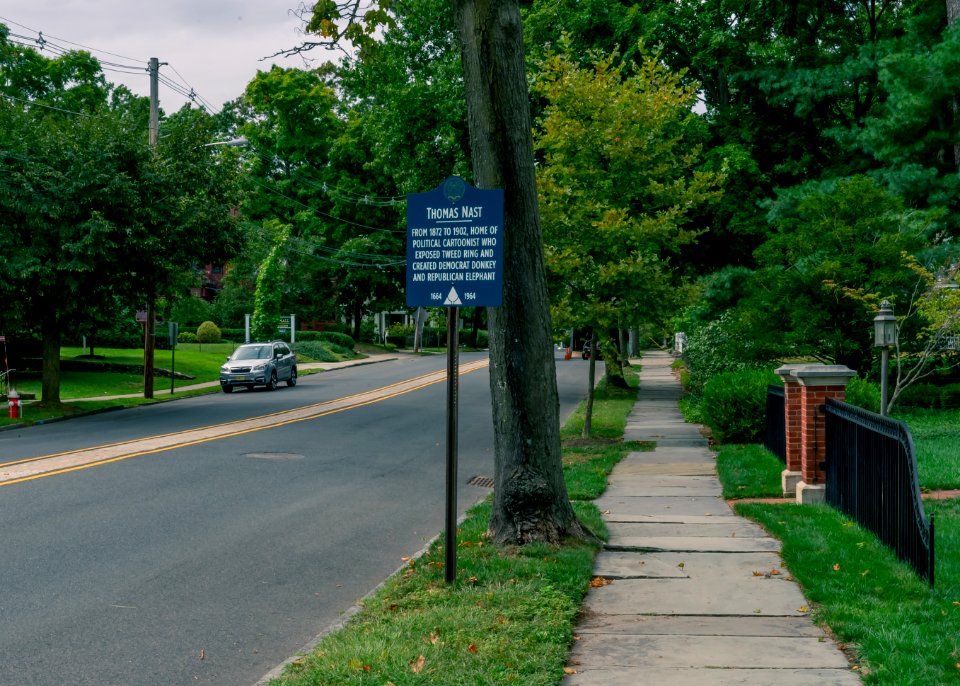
220, 341, 297, 393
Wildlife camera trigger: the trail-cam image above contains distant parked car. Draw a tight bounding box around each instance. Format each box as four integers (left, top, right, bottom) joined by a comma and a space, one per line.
220, 341, 297, 393
581, 341, 602, 360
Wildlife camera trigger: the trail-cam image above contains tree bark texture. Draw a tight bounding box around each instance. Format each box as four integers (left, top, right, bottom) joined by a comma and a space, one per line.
452, 0, 592, 544
950, 0, 960, 169
41, 315, 61, 404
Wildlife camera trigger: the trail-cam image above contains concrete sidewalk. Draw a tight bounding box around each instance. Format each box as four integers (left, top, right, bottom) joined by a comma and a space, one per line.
563, 349, 861, 685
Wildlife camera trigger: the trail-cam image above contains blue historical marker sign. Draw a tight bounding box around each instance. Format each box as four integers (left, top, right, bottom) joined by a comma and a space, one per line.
406, 177, 504, 307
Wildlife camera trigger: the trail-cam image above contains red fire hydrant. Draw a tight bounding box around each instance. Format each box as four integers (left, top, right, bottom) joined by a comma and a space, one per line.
7, 388, 20, 419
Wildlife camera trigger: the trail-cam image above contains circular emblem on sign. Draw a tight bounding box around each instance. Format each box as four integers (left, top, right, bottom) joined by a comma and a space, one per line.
443, 176, 466, 203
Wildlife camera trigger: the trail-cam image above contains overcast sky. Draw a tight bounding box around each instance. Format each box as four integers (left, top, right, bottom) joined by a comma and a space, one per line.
0, 1, 333, 114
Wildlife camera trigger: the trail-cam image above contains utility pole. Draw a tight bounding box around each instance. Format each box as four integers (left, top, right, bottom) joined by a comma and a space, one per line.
143, 57, 160, 399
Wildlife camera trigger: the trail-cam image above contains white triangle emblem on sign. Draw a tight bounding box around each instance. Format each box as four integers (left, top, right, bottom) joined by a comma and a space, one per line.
444, 286, 463, 305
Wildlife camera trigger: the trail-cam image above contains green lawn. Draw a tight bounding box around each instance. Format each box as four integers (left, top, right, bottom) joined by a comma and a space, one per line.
714, 407, 960, 684
894, 408, 960, 491
716, 444, 785, 499
1, 342, 359, 427
714, 406, 960, 499
736, 501, 960, 685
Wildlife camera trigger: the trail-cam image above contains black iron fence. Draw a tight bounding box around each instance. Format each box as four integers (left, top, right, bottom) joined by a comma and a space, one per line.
823, 398, 935, 586
764, 385, 786, 463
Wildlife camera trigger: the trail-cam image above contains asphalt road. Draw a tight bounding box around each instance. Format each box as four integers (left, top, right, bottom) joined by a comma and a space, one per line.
0, 351, 599, 686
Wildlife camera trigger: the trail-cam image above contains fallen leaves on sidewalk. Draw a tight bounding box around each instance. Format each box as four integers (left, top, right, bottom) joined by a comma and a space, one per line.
590, 576, 613, 588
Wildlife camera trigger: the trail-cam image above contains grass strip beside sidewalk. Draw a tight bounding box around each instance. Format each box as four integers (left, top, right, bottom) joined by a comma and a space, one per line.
735, 501, 960, 685
267, 370, 641, 686
713, 435, 960, 683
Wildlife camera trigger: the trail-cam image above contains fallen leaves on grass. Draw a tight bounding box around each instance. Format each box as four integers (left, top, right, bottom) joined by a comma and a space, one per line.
348, 658, 370, 672
410, 655, 425, 673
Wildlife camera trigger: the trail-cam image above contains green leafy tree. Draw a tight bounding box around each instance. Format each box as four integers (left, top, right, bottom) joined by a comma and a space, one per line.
0, 102, 149, 402
0, 32, 241, 403
535, 44, 722, 397
746, 175, 932, 373
251, 221, 292, 341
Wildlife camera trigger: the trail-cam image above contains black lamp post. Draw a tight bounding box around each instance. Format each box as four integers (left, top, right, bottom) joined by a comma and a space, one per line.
874, 300, 896, 416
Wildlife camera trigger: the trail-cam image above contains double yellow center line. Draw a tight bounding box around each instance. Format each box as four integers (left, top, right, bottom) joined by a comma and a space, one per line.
0, 358, 489, 487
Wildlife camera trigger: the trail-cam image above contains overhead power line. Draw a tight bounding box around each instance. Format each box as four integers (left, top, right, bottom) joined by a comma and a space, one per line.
1, 17, 214, 113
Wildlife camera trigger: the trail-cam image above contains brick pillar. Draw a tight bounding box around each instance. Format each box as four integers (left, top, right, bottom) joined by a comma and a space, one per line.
775, 364, 805, 497
790, 365, 856, 504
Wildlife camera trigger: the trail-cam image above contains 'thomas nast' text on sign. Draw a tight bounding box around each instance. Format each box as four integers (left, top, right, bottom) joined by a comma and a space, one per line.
406, 177, 504, 307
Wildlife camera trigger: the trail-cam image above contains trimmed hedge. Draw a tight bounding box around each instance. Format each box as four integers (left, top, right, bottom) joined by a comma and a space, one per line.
701, 369, 782, 444
220, 328, 246, 341
894, 381, 960, 410
292, 341, 338, 363
296, 331, 356, 350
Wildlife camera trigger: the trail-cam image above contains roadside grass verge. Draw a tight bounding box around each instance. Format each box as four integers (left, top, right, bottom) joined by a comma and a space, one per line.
0, 389, 218, 427
716, 444, 784, 500
267, 367, 641, 685
560, 365, 639, 441
0, 344, 360, 428
734, 500, 960, 685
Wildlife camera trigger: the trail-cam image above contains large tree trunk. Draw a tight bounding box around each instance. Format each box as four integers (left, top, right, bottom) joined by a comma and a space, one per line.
950, 0, 960, 169
453, 0, 592, 544
40, 314, 61, 405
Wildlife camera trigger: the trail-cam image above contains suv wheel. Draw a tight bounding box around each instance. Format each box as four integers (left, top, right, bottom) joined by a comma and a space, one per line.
287, 368, 297, 387
222, 384, 233, 394
266, 371, 278, 391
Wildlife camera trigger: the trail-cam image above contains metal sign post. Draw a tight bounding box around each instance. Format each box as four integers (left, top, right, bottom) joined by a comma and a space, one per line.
444, 307, 460, 583
406, 177, 504, 584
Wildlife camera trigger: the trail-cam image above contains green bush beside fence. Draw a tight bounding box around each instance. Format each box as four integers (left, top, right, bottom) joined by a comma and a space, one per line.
701, 369, 781, 444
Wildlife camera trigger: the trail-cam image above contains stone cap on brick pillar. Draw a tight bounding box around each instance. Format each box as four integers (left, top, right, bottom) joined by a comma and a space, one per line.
791, 364, 856, 387
775, 363, 807, 383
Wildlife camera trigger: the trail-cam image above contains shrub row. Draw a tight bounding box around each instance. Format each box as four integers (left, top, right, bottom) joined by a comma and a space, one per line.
896, 382, 960, 410
701, 369, 781, 444
292, 341, 339, 363
295, 331, 356, 350
698, 370, 960, 445
385, 329, 488, 349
